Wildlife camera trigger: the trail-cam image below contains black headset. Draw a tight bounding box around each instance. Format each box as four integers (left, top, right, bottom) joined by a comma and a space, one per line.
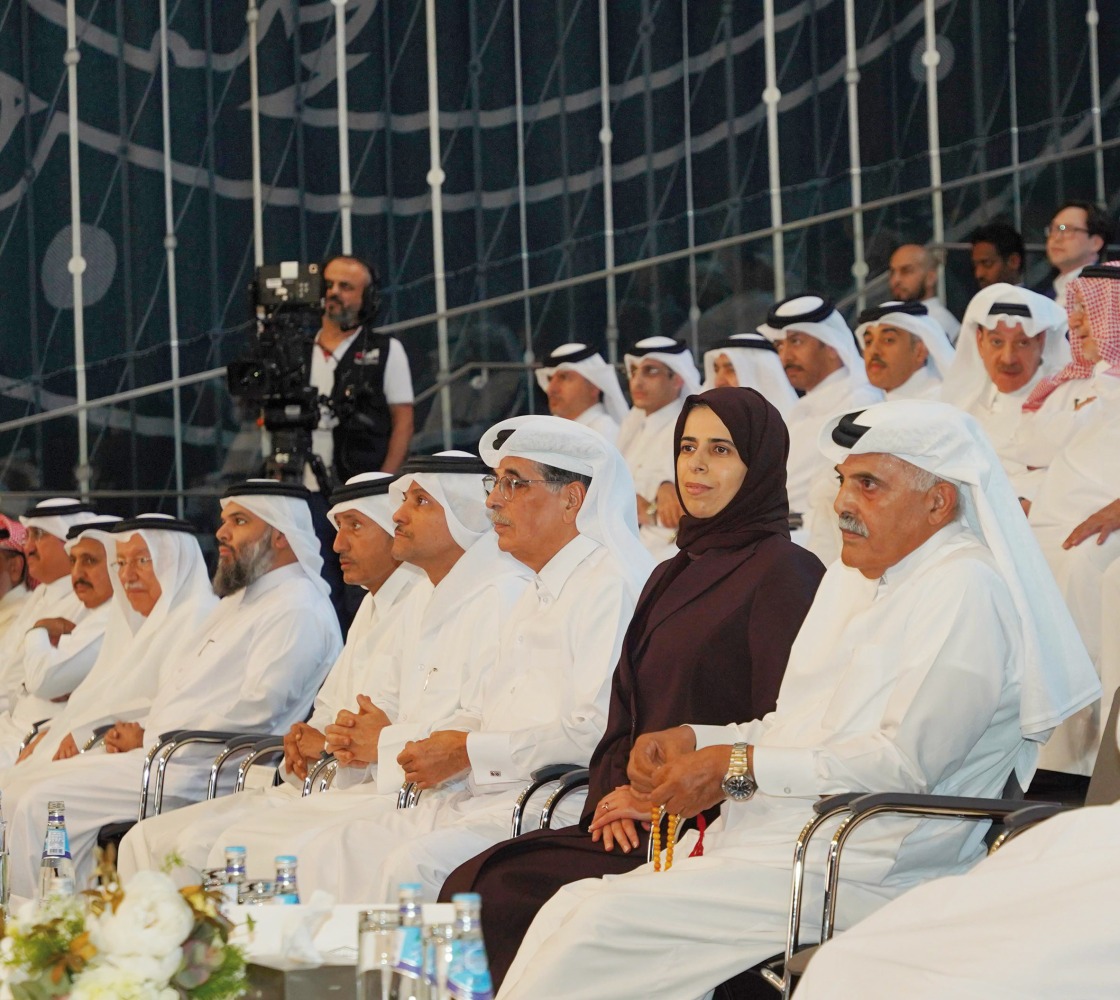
322, 254, 382, 328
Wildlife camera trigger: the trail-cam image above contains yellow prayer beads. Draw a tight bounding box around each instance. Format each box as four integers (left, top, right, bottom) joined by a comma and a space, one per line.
651, 807, 680, 871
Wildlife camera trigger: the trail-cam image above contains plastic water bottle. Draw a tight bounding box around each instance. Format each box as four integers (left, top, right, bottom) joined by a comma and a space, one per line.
389, 883, 425, 1000
38, 800, 76, 899
0, 791, 9, 916
422, 903, 456, 1000
357, 905, 398, 1000
447, 893, 494, 1000
272, 855, 299, 904
220, 846, 247, 910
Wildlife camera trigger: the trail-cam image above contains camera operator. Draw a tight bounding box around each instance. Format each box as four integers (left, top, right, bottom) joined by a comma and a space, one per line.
308, 255, 414, 489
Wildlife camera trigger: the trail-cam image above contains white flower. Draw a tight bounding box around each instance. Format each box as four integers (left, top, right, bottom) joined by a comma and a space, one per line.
102, 950, 182, 985
91, 870, 193, 964
68, 964, 170, 1000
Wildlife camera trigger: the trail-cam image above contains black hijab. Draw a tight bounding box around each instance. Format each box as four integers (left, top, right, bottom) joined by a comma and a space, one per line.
672, 386, 791, 555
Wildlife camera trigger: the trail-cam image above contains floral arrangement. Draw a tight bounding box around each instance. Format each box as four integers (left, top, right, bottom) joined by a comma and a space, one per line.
0, 867, 246, 1000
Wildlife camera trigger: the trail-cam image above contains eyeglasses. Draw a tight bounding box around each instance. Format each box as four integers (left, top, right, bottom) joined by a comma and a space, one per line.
1044, 224, 1090, 239
482, 474, 552, 500
111, 556, 153, 571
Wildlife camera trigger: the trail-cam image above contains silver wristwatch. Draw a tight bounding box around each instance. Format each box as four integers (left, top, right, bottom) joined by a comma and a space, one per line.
720, 742, 757, 802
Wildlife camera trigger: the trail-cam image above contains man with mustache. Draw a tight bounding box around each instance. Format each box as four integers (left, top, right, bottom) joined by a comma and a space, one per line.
117, 454, 528, 882
7, 514, 216, 768
495, 401, 1098, 1000
2, 480, 342, 898
0, 499, 101, 712
858, 302, 955, 401
941, 284, 1071, 501
0, 520, 120, 768
758, 296, 883, 550
135, 425, 649, 905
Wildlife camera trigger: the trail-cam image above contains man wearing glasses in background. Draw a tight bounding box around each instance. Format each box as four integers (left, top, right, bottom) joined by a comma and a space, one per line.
1043, 200, 1115, 307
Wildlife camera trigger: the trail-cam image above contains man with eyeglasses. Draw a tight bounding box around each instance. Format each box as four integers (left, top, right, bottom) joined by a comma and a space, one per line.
0, 519, 119, 769
118, 454, 529, 884
0, 515, 35, 650
1043, 200, 1115, 308
617, 336, 702, 562
11, 514, 216, 770
140, 425, 648, 906
2, 481, 342, 899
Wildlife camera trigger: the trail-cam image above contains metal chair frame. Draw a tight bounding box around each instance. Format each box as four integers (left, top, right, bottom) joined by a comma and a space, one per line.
302, 754, 339, 796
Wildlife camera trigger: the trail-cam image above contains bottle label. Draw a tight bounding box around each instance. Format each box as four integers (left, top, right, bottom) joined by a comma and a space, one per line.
43, 829, 70, 859
448, 940, 494, 1000
393, 925, 423, 977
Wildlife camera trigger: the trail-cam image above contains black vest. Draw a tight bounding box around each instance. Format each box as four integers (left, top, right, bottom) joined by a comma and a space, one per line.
308, 327, 395, 483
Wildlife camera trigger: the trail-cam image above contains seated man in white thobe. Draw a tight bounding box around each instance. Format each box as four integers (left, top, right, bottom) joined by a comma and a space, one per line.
0, 515, 35, 648
496, 400, 1098, 1000
3, 480, 342, 899
185, 419, 653, 903
1013, 265, 1120, 781
536, 343, 629, 445
797, 762, 1120, 998
617, 337, 701, 562
12, 514, 217, 770
888, 243, 961, 343
0, 500, 100, 707
700, 333, 797, 418
0, 520, 119, 768
119, 455, 527, 879
757, 295, 883, 553
941, 283, 1070, 501
858, 301, 955, 400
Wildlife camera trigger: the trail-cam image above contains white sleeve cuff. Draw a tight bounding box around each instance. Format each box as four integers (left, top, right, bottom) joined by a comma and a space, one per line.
465, 732, 514, 785
752, 745, 819, 797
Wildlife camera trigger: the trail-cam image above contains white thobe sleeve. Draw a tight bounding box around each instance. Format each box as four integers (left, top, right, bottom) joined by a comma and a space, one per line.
22, 622, 106, 701
466, 573, 629, 785
750, 573, 1012, 798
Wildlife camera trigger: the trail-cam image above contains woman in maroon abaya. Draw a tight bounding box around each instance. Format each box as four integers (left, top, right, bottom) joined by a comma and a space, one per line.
439, 387, 825, 989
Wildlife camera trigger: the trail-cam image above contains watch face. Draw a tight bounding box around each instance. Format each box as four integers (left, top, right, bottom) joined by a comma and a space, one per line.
722, 773, 757, 801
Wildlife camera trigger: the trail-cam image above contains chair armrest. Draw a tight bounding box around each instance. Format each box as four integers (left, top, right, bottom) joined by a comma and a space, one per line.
539, 768, 590, 829
146, 730, 277, 819
989, 802, 1069, 852
510, 763, 585, 838
301, 753, 340, 797
820, 791, 1064, 940
208, 735, 283, 799
82, 724, 114, 752
232, 738, 286, 792
307, 756, 339, 795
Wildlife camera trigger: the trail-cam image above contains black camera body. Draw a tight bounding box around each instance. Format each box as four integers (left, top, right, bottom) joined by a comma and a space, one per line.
227, 261, 392, 490
227, 263, 329, 487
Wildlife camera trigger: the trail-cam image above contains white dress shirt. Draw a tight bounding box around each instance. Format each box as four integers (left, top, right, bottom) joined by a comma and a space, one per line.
964, 372, 1044, 499
0, 576, 86, 712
